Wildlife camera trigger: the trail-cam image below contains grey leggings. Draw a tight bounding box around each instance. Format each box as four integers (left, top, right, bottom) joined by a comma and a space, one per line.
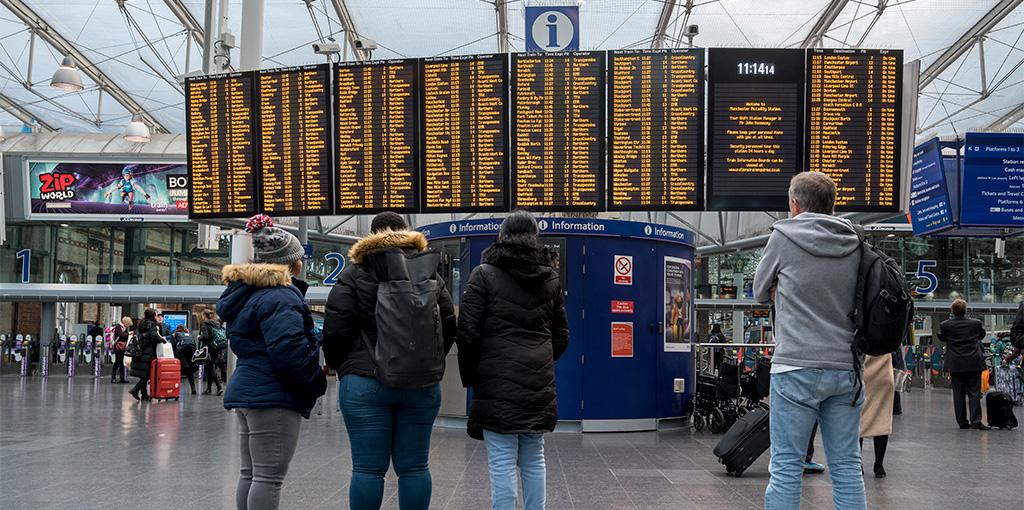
236, 408, 302, 510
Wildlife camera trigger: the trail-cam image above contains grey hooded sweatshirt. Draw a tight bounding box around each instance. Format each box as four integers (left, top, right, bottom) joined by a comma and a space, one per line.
753, 212, 861, 370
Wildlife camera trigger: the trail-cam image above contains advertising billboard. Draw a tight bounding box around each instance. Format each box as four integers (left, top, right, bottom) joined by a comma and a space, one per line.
28, 161, 189, 222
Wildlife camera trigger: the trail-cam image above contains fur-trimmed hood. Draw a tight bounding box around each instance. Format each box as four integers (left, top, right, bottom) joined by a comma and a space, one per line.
348, 230, 428, 264
218, 263, 305, 323
221, 263, 292, 287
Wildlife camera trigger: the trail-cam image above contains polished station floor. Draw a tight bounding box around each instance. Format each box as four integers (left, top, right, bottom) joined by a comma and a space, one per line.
1, 375, 1022, 509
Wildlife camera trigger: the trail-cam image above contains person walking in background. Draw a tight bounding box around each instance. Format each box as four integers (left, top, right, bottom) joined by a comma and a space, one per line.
128, 308, 162, 402
859, 354, 895, 478
939, 299, 990, 430
457, 211, 570, 510
219, 214, 327, 510
323, 211, 457, 510
753, 173, 866, 509
172, 324, 198, 395
199, 309, 225, 396
110, 316, 131, 383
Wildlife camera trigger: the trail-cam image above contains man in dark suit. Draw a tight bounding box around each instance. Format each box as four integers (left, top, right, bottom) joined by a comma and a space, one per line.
938, 299, 989, 430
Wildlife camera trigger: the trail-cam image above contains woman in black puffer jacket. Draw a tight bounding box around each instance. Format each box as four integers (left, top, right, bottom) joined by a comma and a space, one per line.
129, 308, 162, 401
457, 211, 569, 510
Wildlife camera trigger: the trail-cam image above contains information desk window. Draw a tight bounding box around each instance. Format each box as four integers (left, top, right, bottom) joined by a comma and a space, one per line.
707, 48, 805, 211
608, 49, 704, 211
511, 51, 605, 211
807, 49, 902, 212
420, 54, 509, 212
335, 59, 420, 214
186, 72, 258, 218
257, 65, 333, 216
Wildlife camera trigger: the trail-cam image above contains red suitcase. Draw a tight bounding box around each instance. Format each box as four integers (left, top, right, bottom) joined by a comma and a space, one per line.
150, 358, 181, 400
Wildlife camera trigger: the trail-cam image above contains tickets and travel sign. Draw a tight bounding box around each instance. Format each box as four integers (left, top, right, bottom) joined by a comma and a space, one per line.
962, 132, 1024, 228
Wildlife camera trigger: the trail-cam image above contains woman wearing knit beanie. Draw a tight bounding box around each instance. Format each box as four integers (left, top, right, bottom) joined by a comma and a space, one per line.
217, 214, 327, 510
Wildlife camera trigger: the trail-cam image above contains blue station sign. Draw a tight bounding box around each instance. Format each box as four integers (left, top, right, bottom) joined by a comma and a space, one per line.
908, 137, 955, 236
962, 132, 1024, 228
418, 217, 695, 247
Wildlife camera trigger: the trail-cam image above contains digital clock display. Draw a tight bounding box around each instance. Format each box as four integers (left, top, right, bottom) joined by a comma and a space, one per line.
736, 62, 775, 75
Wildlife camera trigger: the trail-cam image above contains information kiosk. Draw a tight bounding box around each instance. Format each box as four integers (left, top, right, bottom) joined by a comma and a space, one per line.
420, 218, 696, 432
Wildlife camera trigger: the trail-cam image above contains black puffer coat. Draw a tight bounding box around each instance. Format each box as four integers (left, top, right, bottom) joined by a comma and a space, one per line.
323, 230, 457, 378
457, 238, 570, 440
129, 318, 161, 379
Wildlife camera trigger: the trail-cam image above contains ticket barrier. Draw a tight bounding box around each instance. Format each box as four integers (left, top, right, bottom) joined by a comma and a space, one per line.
16, 335, 32, 377
92, 336, 104, 378
56, 335, 67, 365
0, 334, 8, 372
67, 335, 78, 378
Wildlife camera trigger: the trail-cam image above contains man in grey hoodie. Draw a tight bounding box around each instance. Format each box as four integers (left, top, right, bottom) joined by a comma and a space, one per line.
755, 172, 866, 510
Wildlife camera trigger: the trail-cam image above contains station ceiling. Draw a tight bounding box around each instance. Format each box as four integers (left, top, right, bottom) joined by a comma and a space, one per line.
0, 0, 1021, 139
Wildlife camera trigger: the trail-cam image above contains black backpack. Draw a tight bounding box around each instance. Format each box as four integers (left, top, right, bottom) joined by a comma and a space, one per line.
848, 228, 914, 357
364, 250, 445, 388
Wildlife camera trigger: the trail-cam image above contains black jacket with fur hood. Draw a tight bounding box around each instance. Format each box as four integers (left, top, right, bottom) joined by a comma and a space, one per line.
456, 237, 570, 440
322, 230, 457, 379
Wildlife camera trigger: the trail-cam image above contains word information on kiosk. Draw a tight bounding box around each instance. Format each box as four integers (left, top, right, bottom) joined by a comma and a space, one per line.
807, 49, 902, 212
420, 54, 509, 212
962, 132, 1024, 227
608, 49, 704, 211
186, 72, 257, 218
335, 59, 419, 213
707, 48, 804, 211
257, 65, 333, 215
511, 51, 605, 211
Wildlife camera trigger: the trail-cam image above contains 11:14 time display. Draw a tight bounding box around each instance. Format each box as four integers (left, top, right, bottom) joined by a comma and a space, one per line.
736, 62, 775, 75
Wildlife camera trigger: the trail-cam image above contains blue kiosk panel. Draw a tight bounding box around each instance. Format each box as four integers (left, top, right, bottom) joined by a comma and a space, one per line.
420, 218, 695, 429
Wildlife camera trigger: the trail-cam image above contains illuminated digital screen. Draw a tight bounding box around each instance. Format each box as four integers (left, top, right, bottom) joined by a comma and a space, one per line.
608, 48, 704, 211
962, 132, 1024, 227
257, 65, 333, 215
707, 48, 805, 211
335, 59, 419, 214
420, 54, 509, 212
908, 137, 954, 236
511, 51, 605, 211
807, 49, 902, 212
186, 72, 258, 218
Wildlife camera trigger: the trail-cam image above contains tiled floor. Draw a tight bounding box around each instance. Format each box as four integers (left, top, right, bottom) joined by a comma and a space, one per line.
1, 374, 1022, 509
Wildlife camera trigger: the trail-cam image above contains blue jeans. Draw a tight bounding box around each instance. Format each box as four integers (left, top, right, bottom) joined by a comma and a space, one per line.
483, 430, 546, 510
339, 374, 441, 510
765, 368, 866, 510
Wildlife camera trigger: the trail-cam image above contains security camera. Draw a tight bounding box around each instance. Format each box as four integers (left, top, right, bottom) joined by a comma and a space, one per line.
684, 24, 699, 37
353, 37, 377, 51
312, 41, 342, 55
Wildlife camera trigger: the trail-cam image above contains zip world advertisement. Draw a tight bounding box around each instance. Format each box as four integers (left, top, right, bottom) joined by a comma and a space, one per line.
28, 161, 189, 222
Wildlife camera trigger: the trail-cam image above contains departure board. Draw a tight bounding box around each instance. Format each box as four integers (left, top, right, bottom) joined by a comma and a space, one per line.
511, 51, 605, 211
807, 49, 902, 212
257, 65, 333, 215
186, 72, 258, 218
608, 49, 704, 211
335, 59, 419, 214
420, 54, 509, 212
707, 48, 805, 211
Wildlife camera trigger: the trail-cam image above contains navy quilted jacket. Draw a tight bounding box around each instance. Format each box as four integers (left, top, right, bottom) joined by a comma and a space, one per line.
217, 263, 327, 418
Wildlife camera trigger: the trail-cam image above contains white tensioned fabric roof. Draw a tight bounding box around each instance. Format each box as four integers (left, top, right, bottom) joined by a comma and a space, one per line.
0, 1, 1022, 244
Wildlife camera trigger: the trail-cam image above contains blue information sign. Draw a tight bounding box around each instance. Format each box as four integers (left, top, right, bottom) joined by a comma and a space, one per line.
525, 6, 579, 52
908, 138, 954, 236
962, 132, 1024, 227
418, 217, 695, 247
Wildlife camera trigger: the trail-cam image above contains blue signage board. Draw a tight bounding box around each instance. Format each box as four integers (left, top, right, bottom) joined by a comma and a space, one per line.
908, 138, 955, 236
161, 311, 188, 334
525, 6, 580, 52
418, 217, 695, 247
962, 132, 1024, 227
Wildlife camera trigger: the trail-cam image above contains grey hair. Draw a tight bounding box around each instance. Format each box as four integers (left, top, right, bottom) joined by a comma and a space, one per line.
788, 172, 836, 214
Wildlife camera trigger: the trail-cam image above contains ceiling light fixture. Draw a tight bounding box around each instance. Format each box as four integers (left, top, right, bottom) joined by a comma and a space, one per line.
50, 56, 84, 92
123, 114, 151, 143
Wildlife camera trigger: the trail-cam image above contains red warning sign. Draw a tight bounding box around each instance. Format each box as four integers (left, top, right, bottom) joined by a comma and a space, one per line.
611, 322, 634, 358
611, 300, 634, 314
614, 255, 633, 285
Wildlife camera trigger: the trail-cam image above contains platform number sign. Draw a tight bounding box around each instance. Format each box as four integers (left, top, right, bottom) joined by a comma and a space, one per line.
525, 6, 579, 52
913, 260, 938, 296
323, 252, 346, 286
614, 255, 633, 285
16, 249, 30, 283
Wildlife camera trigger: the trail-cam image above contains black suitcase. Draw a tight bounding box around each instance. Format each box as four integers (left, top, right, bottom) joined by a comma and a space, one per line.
712, 406, 770, 477
986, 390, 1018, 430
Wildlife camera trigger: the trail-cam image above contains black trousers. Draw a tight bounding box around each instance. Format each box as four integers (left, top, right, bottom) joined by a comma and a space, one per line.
950, 371, 983, 427
132, 373, 150, 397
805, 421, 819, 462
204, 358, 223, 391
111, 352, 126, 382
